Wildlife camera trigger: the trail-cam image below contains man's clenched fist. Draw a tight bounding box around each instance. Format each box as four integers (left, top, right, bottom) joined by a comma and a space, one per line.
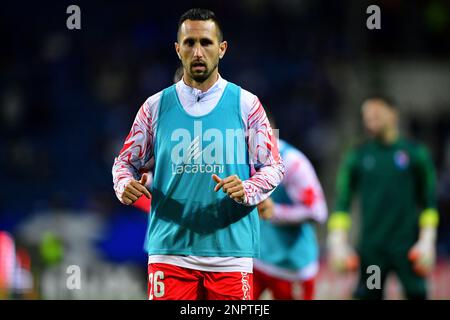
121, 173, 152, 205
212, 174, 245, 203
257, 198, 274, 220
408, 227, 437, 277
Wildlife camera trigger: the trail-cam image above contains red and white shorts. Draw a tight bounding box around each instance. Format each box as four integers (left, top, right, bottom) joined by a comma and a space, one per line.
253, 267, 316, 300
148, 263, 253, 300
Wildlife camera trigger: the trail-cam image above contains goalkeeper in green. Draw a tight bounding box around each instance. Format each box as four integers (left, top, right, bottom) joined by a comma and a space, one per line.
327, 96, 439, 300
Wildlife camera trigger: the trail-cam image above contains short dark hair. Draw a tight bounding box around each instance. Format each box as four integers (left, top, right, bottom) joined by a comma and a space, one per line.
364, 93, 398, 111
178, 8, 223, 42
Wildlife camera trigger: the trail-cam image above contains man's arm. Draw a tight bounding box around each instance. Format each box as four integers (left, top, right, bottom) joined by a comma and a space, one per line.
243, 97, 285, 206
327, 148, 359, 272
416, 145, 439, 224
408, 145, 439, 276
270, 150, 328, 224
112, 97, 157, 205
328, 149, 358, 230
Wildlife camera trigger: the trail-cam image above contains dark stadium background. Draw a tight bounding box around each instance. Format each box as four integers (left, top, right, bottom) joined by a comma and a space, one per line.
1, 0, 449, 299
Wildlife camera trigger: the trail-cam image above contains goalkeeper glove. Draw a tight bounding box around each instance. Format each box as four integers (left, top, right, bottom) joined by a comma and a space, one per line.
327, 229, 359, 272
408, 227, 437, 277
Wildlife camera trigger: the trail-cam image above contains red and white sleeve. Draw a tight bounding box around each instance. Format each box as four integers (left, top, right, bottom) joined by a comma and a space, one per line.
112, 93, 160, 204
271, 150, 328, 224
241, 94, 285, 206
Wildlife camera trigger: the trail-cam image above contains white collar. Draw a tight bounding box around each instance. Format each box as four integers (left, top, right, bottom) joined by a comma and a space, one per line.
176, 74, 227, 101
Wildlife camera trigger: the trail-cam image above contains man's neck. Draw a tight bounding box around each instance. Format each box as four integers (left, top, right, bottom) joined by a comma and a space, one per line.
183, 71, 219, 92
381, 127, 399, 145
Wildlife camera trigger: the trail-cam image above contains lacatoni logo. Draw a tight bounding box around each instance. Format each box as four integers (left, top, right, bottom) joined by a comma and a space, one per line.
170, 121, 277, 175
171, 134, 226, 174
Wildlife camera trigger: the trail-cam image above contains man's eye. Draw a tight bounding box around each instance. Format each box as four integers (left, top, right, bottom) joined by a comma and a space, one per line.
201, 40, 212, 46
185, 40, 195, 46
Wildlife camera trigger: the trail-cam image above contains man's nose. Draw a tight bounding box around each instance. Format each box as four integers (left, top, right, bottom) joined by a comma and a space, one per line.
193, 43, 204, 58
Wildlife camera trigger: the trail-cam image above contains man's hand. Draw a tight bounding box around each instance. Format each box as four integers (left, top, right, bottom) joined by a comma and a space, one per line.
327, 229, 359, 273
212, 174, 245, 203
257, 198, 274, 220
121, 173, 152, 205
408, 227, 437, 277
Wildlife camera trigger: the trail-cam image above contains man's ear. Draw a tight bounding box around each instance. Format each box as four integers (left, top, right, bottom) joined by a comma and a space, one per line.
392, 109, 399, 125
175, 42, 181, 60
219, 41, 228, 59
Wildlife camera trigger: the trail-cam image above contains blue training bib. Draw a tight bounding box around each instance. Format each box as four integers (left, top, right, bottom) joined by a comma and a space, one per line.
259, 140, 319, 270
144, 82, 260, 257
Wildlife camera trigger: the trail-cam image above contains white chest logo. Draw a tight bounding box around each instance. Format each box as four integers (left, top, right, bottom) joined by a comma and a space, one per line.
170, 121, 246, 174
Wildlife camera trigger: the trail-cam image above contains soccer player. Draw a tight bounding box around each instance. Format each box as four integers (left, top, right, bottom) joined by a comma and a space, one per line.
112, 8, 284, 300
253, 135, 328, 300
327, 96, 439, 300
0, 231, 15, 299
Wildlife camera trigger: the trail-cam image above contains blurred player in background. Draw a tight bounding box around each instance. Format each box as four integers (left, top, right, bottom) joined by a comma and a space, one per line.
0, 231, 15, 299
327, 96, 439, 300
253, 114, 328, 300
254, 131, 328, 300
112, 8, 284, 300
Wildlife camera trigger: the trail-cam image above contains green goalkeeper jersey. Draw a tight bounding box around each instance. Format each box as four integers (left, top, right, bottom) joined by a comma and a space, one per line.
334, 137, 437, 251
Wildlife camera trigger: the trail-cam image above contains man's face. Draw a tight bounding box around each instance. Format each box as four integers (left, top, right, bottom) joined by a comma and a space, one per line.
361, 99, 396, 137
175, 19, 227, 83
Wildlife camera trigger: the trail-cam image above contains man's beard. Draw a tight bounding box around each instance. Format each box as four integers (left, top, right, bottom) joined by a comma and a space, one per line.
189, 62, 218, 83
